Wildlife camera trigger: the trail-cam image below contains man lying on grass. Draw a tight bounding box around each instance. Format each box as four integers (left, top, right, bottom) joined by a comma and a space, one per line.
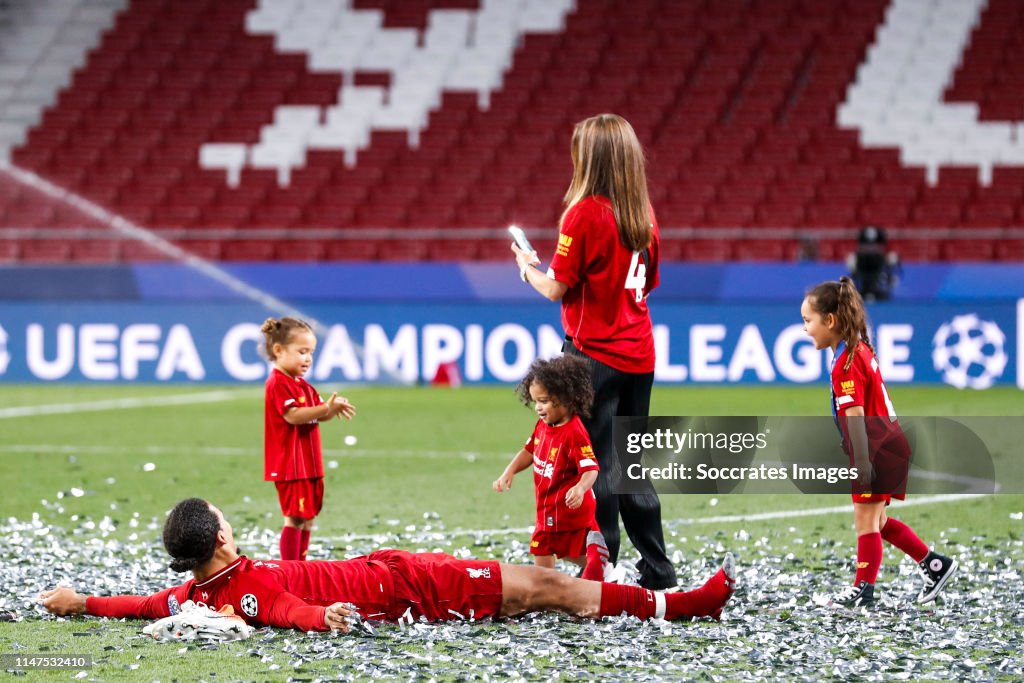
41, 498, 735, 632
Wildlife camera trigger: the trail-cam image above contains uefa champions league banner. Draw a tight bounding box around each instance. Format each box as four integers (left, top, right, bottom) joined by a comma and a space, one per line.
0, 300, 1020, 387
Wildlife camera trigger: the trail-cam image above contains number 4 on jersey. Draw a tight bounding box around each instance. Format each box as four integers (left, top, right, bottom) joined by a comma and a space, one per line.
625, 251, 646, 302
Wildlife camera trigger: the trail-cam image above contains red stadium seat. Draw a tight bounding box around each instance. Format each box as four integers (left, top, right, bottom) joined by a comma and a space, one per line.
941, 240, 994, 262
18, 240, 72, 263
0, 241, 19, 262
682, 240, 733, 262
889, 240, 941, 263
70, 240, 121, 263
325, 241, 379, 261
995, 240, 1024, 261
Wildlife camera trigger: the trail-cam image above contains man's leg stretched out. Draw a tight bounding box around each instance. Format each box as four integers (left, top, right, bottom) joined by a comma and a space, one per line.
499, 553, 736, 621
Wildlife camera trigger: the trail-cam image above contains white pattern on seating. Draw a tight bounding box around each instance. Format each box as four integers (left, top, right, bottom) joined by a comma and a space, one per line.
200, 0, 575, 185
838, 0, 1024, 186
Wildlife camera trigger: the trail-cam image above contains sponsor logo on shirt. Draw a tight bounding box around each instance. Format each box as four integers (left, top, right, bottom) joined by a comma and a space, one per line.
542, 463, 554, 479
840, 380, 856, 395
580, 445, 593, 456
556, 233, 572, 257
240, 593, 259, 618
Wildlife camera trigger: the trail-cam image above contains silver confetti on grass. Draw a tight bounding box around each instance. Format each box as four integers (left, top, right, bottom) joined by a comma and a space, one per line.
3, 510, 1022, 681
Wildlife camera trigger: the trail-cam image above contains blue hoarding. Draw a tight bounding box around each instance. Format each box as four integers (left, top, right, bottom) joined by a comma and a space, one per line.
0, 300, 1019, 388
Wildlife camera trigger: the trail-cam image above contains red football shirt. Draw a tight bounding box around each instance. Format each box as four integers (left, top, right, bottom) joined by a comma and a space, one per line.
85, 551, 504, 629
264, 368, 324, 481
524, 415, 600, 531
548, 195, 660, 373
831, 341, 909, 458
86, 555, 391, 631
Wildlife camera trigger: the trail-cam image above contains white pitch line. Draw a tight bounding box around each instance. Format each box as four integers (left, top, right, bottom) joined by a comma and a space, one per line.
0, 389, 256, 419
318, 493, 988, 542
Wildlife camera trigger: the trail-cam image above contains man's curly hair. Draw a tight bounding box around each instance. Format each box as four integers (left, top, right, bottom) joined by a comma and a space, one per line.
162, 498, 221, 573
515, 354, 594, 418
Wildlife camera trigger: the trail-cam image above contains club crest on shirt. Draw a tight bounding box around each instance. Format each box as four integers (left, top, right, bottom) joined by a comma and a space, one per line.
167, 595, 181, 615
240, 593, 259, 618
466, 567, 492, 580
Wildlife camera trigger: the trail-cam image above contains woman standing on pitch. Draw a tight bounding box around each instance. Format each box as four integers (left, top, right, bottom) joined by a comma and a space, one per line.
262, 317, 356, 561
801, 278, 957, 607
511, 113, 675, 590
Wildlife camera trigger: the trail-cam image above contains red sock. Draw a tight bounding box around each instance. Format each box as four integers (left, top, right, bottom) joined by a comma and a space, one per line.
881, 518, 928, 563
581, 532, 609, 581
280, 526, 302, 561
854, 532, 883, 585
664, 568, 734, 620
599, 583, 658, 620
599, 571, 734, 621
300, 529, 311, 561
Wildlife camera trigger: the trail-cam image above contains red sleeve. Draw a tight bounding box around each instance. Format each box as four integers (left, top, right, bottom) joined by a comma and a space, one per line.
265, 591, 328, 632
832, 350, 866, 414
549, 203, 588, 288
85, 585, 186, 619
574, 441, 600, 474
231, 569, 327, 632
524, 421, 541, 455
269, 374, 298, 418
572, 423, 599, 473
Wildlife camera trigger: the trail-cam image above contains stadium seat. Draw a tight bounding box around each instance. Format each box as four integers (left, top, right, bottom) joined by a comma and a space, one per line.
941, 240, 994, 262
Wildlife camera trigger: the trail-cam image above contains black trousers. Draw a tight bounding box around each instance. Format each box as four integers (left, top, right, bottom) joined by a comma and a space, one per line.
564, 343, 676, 590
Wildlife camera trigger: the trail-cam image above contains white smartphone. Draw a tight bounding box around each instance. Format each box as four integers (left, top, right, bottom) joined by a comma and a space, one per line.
507, 225, 535, 253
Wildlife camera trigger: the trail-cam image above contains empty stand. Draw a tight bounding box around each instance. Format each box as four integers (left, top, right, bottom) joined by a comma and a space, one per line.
1, 0, 1023, 263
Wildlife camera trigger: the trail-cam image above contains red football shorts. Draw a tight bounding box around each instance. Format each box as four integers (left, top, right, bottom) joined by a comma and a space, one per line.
370, 549, 504, 622
530, 527, 589, 559
849, 439, 909, 504
275, 478, 324, 519
852, 492, 895, 504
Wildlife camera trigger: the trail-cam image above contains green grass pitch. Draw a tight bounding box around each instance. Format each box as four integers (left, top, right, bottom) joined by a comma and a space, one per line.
1, 384, 1022, 680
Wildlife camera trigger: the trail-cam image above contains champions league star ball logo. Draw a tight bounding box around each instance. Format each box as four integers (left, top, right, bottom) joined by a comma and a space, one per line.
931, 314, 1008, 389
240, 594, 258, 618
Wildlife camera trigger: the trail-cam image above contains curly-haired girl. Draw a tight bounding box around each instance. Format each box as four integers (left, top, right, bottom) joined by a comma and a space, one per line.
493, 354, 608, 580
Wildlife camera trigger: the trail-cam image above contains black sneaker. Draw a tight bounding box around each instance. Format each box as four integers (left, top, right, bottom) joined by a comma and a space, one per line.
830, 580, 876, 608
917, 551, 958, 604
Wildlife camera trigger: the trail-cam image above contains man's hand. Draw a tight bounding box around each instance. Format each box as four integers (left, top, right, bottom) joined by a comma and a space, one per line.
323, 602, 355, 632
39, 586, 87, 616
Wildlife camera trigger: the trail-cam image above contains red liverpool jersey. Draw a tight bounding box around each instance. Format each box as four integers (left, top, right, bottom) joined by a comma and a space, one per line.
524, 415, 600, 531
548, 195, 660, 373
86, 556, 390, 631
831, 340, 909, 459
264, 368, 324, 481
85, 551, 504, 630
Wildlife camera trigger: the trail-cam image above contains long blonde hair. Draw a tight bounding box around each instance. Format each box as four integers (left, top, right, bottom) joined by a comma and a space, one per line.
561, 113, 653, 252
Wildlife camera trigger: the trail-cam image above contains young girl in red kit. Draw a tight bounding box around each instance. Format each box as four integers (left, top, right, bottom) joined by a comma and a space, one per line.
801, 278, 957, 607
494, 355, 611, 582
261, 317, 355, 561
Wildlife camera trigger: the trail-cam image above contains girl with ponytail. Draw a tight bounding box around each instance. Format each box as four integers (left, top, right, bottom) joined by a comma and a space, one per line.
801, 279, 957, 608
